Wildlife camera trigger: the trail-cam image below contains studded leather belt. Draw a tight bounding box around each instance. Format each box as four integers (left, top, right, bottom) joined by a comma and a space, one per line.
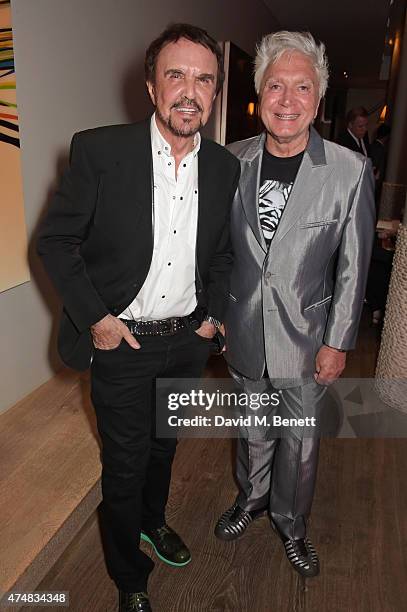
120, 313, 198, 336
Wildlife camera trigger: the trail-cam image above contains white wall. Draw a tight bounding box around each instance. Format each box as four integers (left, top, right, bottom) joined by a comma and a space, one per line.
1, 0, 278, 413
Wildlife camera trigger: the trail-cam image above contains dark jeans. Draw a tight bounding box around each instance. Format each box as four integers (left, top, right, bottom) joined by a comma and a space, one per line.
90, 325, 211, 592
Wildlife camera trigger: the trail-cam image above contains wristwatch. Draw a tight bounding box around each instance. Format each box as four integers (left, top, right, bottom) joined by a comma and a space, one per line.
204, 315, 221, 329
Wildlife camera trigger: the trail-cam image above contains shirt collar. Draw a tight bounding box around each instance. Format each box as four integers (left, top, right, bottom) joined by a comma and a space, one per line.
151, 113, 201, 159
347, 128, 360, 145
347, 128, 367, 155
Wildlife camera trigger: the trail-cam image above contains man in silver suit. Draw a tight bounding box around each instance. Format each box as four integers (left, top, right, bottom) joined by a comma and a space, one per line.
214, 31, 375, 577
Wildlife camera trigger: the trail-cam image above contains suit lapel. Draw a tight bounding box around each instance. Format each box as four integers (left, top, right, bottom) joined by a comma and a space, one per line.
197, 150, 205, 258
129, 120, 153, 219
269, 127, 333, 249
238, 133, 267, 252
239, 157, 267, 252
197, 141, 213, 261
110, 120, 154, 249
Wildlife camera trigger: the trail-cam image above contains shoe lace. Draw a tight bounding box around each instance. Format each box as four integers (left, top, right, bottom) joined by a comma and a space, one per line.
290, 538, 308, 557
122, 591, 149, 611
128, 592, 148, 605
229, 505, 249, 523
156, 524, 172, 538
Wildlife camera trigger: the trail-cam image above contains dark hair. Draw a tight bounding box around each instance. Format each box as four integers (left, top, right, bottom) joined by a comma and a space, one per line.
145, 23, 224, 94
376, 123, 391, 140
346, 106, 368, 124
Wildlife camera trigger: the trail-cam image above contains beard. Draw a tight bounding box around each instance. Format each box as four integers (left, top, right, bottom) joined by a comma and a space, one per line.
156, 99, 204, 138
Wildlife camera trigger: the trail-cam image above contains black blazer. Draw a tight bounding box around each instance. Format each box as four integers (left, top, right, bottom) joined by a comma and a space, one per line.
337, 130, 370, 156
38, 119, 240, 370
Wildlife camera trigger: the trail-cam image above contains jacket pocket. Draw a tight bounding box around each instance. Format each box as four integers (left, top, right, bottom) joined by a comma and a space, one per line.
299, 219, 338, 229
303, 295, 333, 312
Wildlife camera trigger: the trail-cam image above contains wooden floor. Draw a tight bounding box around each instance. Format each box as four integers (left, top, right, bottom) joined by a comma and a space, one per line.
28, 311, 407, 612
0, 370, 101, 596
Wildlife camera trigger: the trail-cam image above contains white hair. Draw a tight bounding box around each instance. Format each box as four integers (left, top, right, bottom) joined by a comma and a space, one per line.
254, 31, 329, 99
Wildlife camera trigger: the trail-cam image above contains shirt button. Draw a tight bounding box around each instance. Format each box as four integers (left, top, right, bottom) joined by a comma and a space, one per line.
168, 262, 171, 266
194, 190, 198, 194
173, 230, 177, 234
162, 295, 165, 299
172, 196, 176, 200
183, 163, 186, 167
158, 151, 161, 155
265, 272, 272, 280
168, 162, 171, 166
180, 196, 183, 200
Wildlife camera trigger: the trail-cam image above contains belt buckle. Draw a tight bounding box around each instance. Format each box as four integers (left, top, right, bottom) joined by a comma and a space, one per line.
169, 317, 185, 335
169, 318, 178, 335
159, 319, 171, 335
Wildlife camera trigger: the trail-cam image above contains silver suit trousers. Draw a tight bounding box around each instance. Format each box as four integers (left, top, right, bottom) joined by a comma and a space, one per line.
230, 369, 327, 540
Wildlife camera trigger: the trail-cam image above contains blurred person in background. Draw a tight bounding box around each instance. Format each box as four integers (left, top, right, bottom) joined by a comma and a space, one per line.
337, 106, 370, 156
370, 122, 391, 211
365, 123, 393, 326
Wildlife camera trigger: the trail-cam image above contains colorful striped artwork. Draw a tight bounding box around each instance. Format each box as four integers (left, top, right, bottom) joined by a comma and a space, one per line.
0, 0, 30, 292
0, 0, 18, 147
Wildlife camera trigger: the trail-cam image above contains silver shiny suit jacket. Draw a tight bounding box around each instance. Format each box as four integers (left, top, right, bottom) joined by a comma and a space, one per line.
225, 127, 375, 387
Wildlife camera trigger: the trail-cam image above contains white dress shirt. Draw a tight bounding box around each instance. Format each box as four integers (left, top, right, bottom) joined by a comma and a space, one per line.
347, 128, 367, 156
120, 114, 200, 321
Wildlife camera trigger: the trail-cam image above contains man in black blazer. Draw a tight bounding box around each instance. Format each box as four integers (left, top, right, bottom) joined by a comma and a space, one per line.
337, 106, 370, 156
38, 23, 239, 612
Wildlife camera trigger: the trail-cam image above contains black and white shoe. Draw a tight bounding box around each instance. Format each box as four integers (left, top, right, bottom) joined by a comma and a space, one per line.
283, 537, 319, 578
214, 502, 265, 541
119, 591, 152, 612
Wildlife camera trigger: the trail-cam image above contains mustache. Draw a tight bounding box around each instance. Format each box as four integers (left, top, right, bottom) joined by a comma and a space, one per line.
171, 98, 203, 112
